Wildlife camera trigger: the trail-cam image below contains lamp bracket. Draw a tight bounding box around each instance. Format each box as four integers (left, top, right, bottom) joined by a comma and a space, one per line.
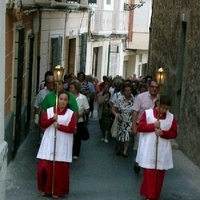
124, 2, 145, 11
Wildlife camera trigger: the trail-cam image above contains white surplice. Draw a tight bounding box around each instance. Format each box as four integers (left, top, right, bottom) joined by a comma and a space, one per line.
136, 109, 174, 170
37, 107, 74, 163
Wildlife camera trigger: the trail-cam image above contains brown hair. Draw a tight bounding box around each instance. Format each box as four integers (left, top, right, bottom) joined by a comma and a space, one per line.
70, 80, 81, 93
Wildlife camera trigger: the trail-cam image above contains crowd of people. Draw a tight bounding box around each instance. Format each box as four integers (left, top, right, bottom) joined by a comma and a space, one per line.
33, 71, 178, 200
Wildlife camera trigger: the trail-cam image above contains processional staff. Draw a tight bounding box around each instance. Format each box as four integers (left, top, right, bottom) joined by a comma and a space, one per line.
52, 65, 64, 195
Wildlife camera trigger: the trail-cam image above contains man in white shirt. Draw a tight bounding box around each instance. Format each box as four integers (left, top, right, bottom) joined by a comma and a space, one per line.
132, 80, 159, 173
34, 75, 54, 124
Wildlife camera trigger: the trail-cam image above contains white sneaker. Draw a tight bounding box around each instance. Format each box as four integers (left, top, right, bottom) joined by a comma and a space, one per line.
104, 139, 108, 143
101, 138, 105, 141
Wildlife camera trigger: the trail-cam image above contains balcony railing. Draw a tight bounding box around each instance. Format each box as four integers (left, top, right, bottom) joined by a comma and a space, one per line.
65, 0, 97, 3
35, 0, 97, 5
91, 10, 128, 35
112, 11, 128, 34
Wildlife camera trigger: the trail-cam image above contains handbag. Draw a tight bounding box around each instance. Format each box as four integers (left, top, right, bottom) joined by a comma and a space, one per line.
80, 113, 90, 141
110, 115, 118, 138
81, 124, 90, 141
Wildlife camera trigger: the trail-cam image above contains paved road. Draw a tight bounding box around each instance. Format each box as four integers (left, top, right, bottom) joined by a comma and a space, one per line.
5, 116, 200, 200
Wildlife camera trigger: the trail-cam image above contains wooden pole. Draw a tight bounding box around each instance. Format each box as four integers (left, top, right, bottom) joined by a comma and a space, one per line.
155, 85, 161, 198
52, 82, 58, 195
155, 85, 161, 170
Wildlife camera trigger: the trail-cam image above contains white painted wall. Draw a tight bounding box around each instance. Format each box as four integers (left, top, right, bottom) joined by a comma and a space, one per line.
133, 0, 152, 32
65, 11, 88, 37
125, 0, 152, 78
86, 38, 125, 80
40, 10, 89, 81
128, 0, 152, 50
40, 11, 66, 82
86, 40, 109, 80
103, 0, 113, 10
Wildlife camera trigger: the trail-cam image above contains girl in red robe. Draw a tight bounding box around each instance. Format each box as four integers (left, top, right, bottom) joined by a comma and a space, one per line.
37, 91, 76, 199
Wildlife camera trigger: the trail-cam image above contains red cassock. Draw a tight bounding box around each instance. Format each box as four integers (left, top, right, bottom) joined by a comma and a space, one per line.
137, 108, 178, 199
37, 107, 76, 196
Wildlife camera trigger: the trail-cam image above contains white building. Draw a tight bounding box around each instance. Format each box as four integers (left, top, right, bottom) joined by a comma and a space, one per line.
124, 0, 152, 78
37, 0, 92, 81
86, 0, 128, 81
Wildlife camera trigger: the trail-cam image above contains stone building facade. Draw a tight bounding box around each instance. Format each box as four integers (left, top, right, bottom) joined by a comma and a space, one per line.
148, 0, 200, 167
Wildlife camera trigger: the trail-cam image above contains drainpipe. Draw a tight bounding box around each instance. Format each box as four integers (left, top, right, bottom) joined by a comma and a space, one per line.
64, 11, 69, 71
107, 44, 111, 76
88, 8, 94, 42
36, 56, 40, 93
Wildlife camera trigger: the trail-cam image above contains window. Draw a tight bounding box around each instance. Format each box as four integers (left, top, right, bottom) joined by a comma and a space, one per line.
106, 0, 111, 5
51, 36, 62, 69
88, 0, 97, 3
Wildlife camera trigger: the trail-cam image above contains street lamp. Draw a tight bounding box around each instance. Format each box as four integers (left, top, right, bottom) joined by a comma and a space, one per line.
53, 65, 65, 83
52, 65, 64, 195
155, 67, 166, 171
53, 65, 65, 109
155, 67, 166, 86
124, 0, 146, 11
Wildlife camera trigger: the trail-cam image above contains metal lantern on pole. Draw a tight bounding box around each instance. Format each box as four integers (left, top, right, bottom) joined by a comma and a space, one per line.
53, 65, 65, 83
53, 65, 65, 112
155, 67, 166, 86
52, 65, 64, 195
155, 67, 166, 171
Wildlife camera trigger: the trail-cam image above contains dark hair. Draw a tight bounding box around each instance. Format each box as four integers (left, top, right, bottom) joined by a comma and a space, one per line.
122, 81, 132, 92
77, 72, 85, 79
64, 74, 69, 81
148, 80, 158, 87
103, 75, 108, 81
44, 71, 53, 81
158, 95, 172, 106
139, 83, 147, 90
58, 91, 70, 108
145, 75, 153, 83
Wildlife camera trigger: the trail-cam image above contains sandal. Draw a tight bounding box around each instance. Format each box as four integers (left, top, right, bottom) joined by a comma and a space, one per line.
40, 191, 46, 196
122, 153, 128, 158
52, 194, 59, 199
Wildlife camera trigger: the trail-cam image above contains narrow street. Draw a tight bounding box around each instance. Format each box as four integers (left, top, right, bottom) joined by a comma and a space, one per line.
5, 111, 200, 200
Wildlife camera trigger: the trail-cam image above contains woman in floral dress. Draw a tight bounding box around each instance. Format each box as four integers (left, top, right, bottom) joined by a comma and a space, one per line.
112, 81, 135, 157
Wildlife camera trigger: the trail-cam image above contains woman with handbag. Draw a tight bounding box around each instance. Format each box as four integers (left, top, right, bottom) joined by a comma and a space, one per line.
37, 91, 76, 199
69, 80, 90, 160
112, 81, 135, 157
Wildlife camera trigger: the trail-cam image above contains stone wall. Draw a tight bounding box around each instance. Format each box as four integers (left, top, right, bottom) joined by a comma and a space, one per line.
148, 0, 200, 167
